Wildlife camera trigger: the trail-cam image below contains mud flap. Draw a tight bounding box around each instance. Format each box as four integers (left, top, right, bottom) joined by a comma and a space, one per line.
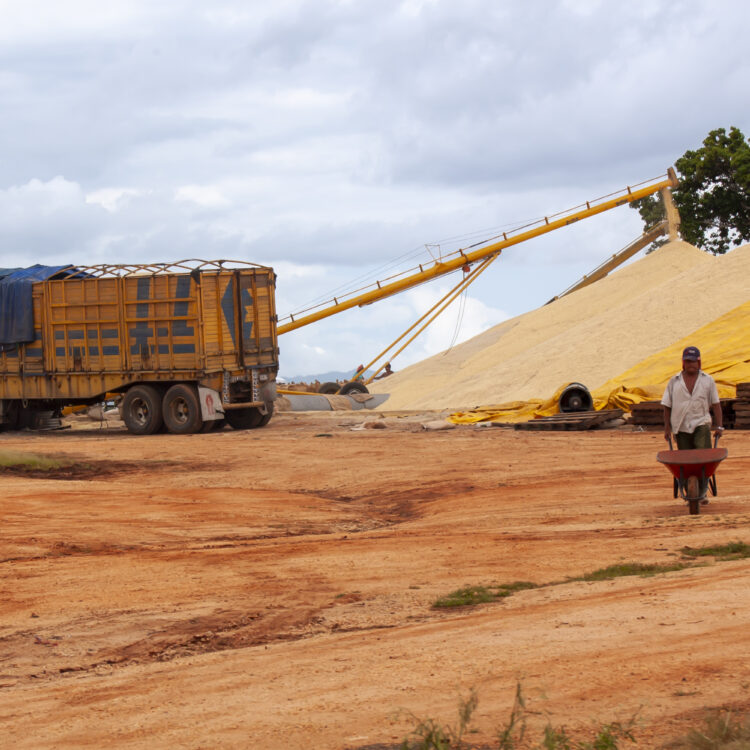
198, 387, 225, 421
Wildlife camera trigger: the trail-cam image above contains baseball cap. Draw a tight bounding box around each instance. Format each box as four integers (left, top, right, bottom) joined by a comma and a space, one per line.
682, 346, 701, 361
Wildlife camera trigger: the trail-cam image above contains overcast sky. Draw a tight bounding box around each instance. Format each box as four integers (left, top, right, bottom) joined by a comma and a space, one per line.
1, 0, 748, 378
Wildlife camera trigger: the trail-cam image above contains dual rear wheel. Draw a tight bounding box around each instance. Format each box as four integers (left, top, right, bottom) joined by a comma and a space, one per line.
121, 385, 163, 435
162, 384, 203, 435
121, 384, 271, 435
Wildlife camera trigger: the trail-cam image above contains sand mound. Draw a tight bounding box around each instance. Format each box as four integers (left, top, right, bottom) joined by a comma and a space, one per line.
370, 240, 750, 410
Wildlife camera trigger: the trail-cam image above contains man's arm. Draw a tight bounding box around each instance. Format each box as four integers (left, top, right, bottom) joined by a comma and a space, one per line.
711, 401, 724, 438
663, 405, 672, 442
708, 378, 723, 438
662, 377, 673, 442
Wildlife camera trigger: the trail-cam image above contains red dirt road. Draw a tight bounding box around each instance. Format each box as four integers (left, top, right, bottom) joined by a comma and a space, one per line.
1, 413, 749, 748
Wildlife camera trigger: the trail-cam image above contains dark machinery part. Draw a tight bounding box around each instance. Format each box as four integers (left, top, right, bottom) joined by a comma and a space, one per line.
558, 382, 593, 413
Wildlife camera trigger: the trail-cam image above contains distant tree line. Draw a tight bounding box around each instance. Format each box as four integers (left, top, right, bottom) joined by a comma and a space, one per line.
631, 126, 750, 254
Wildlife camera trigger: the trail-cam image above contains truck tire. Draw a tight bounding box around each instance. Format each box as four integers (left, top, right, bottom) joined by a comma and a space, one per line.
0, 400, 21, 432
256, 403, 274, 427
225, 407, 263, 430
318, 382, 339, 394
200, 417, 225, 432
122, 385, 164, 435
338, 381, 369, 395
162, 384, 203, 434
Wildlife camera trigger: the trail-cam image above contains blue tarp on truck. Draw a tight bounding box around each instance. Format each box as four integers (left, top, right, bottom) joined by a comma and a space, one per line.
0, 265, 73, 345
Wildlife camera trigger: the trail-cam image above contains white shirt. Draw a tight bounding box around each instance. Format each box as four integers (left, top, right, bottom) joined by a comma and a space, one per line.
661, 370, 719, 434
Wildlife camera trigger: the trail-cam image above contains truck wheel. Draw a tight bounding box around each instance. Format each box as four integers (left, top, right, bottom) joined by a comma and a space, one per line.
225, 407, 263, 430
162, 384, 202, 434
256, 403, 274, 427
338, 381, 369, 395
122, 385, 164, 435
0, 400, 21, 432
318, 382, 339, 394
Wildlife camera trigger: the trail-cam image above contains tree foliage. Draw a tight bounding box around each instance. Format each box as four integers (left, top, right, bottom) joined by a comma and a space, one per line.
631, 126, 750, 254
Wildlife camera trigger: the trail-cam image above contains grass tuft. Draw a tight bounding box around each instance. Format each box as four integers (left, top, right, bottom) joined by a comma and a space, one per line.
575, 720, 636, 749
432, 582, 537, 609
681, 541, 750, 561
541, 724, 573, 749
0, 451, 67, 470
667, 708, 750, 748
399, 687, 478, 750
432, 562, 691, 610
496, 681, 527, 749
399, 683, 638, 749
568, 562, 691, 583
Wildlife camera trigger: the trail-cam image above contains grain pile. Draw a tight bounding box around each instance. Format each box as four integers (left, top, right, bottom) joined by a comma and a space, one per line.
370, 240, 750, 411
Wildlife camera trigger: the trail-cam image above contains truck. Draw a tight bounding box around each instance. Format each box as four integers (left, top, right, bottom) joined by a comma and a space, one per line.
0, 260, 278, 434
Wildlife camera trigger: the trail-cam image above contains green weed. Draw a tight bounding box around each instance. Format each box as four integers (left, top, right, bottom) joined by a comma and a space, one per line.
538, 719, 636, 750
568, 562, 691, 583
432, 562, 690, 610
496, 681, 527, 749
576, 720, 636, 749
432, 582, 536, 609
681, 541, 750, 561
667, 708, 750, 748
540, 724, 573, 749
0, 451, 66, 470
398, 683, 638, 749
398, 688, 478, 750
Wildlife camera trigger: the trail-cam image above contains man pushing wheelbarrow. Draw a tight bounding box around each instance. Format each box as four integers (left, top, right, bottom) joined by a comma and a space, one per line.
657, 346, 727, 514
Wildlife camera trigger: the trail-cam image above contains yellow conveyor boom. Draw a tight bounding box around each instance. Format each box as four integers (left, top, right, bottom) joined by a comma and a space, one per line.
277, 169, 678, 335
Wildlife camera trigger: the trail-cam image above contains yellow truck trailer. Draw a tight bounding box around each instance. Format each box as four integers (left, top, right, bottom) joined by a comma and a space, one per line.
0, 260, 278, 434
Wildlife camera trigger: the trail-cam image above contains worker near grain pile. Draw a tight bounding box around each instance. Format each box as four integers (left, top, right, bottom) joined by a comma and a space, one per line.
374, 362, 393, 380
662, 346, 723, 498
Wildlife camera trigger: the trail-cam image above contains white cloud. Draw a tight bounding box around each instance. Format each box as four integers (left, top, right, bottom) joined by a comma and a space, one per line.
1, 0, 748, 373
86, 187, 143, 212
0, 0, 145, 44
397, 284, 510, 365
5, 175, 83, 206
174, 185, 230, 207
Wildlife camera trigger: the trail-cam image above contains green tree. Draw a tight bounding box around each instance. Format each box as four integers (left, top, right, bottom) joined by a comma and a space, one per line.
631, 126, 750, 254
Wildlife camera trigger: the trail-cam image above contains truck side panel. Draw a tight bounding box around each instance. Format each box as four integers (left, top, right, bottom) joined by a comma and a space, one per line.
237, 271, 277, 367
0, 267, 278, 403
46, 277, 125, 376
120, 274, 202, 373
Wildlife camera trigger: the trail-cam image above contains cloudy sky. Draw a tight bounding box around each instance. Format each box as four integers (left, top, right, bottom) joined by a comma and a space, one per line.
1, 0, 748, 378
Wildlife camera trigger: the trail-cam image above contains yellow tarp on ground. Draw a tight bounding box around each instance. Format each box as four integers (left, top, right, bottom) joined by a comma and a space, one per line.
450, 298, 750, 424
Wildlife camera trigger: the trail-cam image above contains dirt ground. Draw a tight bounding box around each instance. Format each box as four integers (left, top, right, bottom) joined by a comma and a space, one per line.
1, 411, 750, 749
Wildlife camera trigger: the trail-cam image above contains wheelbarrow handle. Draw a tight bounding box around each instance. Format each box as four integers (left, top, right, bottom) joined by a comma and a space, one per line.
668, 436, 674, 451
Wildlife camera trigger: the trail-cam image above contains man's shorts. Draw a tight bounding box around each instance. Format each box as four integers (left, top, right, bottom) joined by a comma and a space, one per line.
675, 424, 712, 450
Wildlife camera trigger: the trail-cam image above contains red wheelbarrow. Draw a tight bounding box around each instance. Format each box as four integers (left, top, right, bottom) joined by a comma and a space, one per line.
656, 436, 727, 515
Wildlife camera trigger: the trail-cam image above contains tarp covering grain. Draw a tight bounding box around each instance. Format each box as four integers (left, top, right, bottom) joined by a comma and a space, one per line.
0, 265, 72, 344
451, 260, 750, 423
370, 240, 750, 417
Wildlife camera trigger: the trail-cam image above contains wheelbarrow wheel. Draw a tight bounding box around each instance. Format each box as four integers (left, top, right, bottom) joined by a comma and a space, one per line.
686, 476, 701, 516
673, 477, 679, 499
709, 475, 717, 497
